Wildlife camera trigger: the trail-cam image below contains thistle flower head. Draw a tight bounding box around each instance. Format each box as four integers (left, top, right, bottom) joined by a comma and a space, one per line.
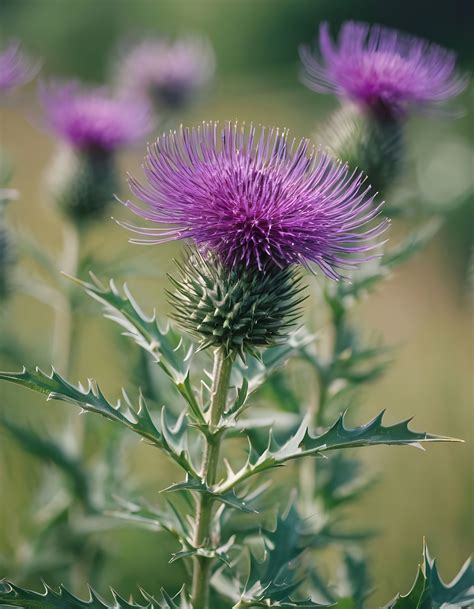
300, 22, 467, 118
169, 250, 305, 356
123, 122, 386, 280
40, 81, 152, 152
116, 36, 215, 109
0, 41, 38, 93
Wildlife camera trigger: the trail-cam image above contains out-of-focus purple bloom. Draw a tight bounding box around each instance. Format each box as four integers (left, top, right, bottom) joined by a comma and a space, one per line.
0, 41, 39, 93
122, 122, 386, 279
300, 22, 467, 118
116, 36, 215, 109
40, 81, 152, 152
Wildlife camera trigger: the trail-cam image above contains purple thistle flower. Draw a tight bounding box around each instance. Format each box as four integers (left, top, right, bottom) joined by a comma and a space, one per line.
122, 122, 387, 280
40, 81, 152, 152
116, 36, 215, 109
0, 41, 39, 93
300, 22, 467, 118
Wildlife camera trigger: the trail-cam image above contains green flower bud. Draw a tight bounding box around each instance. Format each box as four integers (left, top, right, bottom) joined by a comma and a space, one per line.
319, 105, 405, 198
168, 251, 306, 358
48, 146, 119, 226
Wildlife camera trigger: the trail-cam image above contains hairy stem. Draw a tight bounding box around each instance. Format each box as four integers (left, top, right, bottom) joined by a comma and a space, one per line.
191, 346, 234, 609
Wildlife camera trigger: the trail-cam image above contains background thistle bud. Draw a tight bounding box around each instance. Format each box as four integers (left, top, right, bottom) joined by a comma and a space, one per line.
48, 147, 119, 225
168, 251, 306, 357
0, 207, 15, 303
319, 105, 405, 197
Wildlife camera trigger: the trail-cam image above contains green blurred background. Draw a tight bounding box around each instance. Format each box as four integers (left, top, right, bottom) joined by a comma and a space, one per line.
0, 1, 473, 607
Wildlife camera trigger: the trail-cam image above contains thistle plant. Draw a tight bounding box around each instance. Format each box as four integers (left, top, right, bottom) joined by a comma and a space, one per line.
0, 20, 472, 609
114, 36, 215, 112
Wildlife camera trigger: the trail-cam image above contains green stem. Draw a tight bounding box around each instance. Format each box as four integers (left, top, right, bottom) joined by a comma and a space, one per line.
52, 220, 80, 375
191, 346, 234, 609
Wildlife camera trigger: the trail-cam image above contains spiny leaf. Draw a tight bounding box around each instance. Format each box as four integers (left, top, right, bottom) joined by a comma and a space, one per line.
0, 581, 152, 609
236, 328, 315, 395
68, 274, 202, 422
0, 367, 196, 476
216, 411, 459, 493
224, 507, 328, 608
164, 477, 258, 513
384, 543, 474, 608
105, 496, 190, 542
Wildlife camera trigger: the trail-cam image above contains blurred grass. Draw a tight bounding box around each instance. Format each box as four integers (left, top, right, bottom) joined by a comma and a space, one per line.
0, 1, 473, 607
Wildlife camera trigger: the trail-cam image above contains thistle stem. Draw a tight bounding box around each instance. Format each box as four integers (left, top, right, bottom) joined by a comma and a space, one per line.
52, 220, 80, 375
191, 346, 233, 609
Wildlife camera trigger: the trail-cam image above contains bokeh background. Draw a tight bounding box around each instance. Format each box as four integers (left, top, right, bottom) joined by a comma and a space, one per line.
0, 1, 473, 607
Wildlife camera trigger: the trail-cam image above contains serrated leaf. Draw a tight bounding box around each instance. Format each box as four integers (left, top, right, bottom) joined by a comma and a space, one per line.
0, 367, 197, 476
0, 582, 154, 609
106, 495, 190, 542
236, 328, 315, 395
385, 544, 474, 608
215, 411, 459, 493
164, 477, 257, 513
69, 274, 202, 423
232, 507, 328, 608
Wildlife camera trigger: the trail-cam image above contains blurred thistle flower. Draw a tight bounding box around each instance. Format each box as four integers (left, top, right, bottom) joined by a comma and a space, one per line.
40, 81, 152, 153
115, 36, 215, 110
300, 22, 467, 119
122, 122, 386, 280
0, 41, 39, 93
41, 81, 151, 224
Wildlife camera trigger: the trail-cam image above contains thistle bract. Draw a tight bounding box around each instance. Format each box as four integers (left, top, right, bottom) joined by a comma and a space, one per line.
300, 22, 467, 118
123, 122, 386, 280
115, 36, 215, 110
0, 41, 38, 93
168, 251, 305, 356
48, 147, 119, 224
320, 105, 405, 196
40, 81, 152, 152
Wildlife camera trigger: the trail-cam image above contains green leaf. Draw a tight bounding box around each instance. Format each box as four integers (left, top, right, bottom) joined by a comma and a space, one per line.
236, 328, 315, 395
68, 274, 203, 423
215, 411, 459, 493
216, 507, 328, 608
0, 367, 197, 476
0, 581, 189, 609
164, 476, 258, 513
385, 544, 474, 608
0, 415, 93, 509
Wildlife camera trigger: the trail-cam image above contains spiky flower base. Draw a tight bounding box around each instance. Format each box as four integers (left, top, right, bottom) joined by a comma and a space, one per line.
320, 105, 405, 197
168, 252, 305, 357
49, 147, 119, 225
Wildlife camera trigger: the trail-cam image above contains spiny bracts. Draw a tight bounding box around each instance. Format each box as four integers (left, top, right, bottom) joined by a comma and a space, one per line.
168, 251, 306, 357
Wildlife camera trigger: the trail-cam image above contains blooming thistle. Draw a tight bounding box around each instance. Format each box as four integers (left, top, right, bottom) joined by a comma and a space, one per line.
300, 22, 467, 119
122, 122, 386, 281
115, 36, 215, 110
41, 81, 152, 224
40, 81, 152, 153
0, 41, 38, 94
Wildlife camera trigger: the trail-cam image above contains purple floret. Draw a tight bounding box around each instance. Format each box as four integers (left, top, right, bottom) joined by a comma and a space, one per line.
40, 81, 152, 152
122, 122, 387, 279
116, 36, 215, 109
0, 41, 38, 93
300, 22, 467, 118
